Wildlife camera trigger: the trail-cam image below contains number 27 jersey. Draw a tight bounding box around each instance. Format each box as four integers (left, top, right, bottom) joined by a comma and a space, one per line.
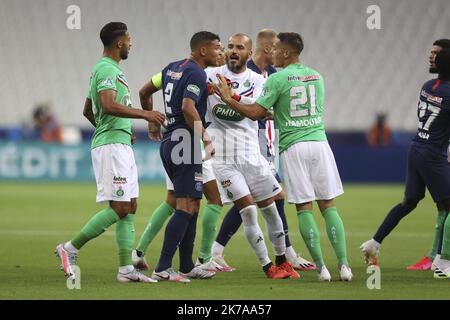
413, 78, 450, 150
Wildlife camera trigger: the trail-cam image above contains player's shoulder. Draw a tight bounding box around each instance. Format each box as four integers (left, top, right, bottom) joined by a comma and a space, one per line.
422, 78, 450, 96
247, 68, 266, 84
205, 65, 225, 79
93, 58, 119, 75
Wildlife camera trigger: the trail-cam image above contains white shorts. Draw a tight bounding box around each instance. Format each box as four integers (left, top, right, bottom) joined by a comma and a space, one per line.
165, 158, 216, 190
212, 153, 282, 203
91, 143, 139, 203
281, 141, 343, 204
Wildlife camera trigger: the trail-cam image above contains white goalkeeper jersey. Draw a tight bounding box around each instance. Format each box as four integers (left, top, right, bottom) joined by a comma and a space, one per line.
205, 65, 265, 159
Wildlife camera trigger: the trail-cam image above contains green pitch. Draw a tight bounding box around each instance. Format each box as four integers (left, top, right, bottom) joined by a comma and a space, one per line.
0, 182, 449, 300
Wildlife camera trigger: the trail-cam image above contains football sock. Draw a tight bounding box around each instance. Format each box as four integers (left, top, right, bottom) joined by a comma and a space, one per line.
285, 245, 297, 262
71, 207, 120, 250
179, 213, 198, 273
115, 213, 135, 267
136, 201, 174, 255
373, 203, 414, 243
240, 205, 271, 266
199, 204, 222, 262
297, 210, 324, 269
262, 262, 273, 273
260, 202, 286, 256
275, 254, 286, 266
215, 205, 242, 246
155, 210, 192, 272
211, 241, 225, 257
428, 210, 447, 260
322, 207, 349, 266
439, 212, 450, 260
275, 199, 292, 247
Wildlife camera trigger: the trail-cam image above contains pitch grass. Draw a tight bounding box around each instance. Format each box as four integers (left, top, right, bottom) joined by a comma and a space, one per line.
0, 182, 449, 300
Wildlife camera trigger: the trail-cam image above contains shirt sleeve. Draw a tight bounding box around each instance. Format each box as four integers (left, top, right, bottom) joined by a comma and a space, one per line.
96, 65, 117, 92
256, 74, 280, 110
183, 69, 207, 104
151, 72, 163, 90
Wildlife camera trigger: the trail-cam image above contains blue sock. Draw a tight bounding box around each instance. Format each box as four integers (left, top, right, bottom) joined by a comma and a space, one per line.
275, 199, 291, 247
179, 213, 198, 273
373, 203, 414, 243
155, 210, 192, 272
215, 205, 242, 246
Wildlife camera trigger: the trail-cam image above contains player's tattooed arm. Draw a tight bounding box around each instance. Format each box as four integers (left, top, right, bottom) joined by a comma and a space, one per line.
83, 98, 96, 128
215, 74, 267, 121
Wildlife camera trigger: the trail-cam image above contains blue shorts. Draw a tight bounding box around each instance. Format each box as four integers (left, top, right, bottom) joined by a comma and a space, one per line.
160, 136, 203, 199
405, 143, 450, 203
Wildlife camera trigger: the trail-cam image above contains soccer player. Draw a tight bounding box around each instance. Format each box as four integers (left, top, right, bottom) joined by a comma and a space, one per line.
406, 39, 450, 270
212, 29, 315, 272
55, 22, 166, 283
134, 31, 222, 282
361, 48, 450, 279
206, 33, 297, 279
131, 42, 231, 273
214, 32, 352, 281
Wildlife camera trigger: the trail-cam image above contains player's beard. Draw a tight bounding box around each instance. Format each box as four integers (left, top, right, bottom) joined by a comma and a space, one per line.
227, 58, 245, 73
120, 47, 129, 60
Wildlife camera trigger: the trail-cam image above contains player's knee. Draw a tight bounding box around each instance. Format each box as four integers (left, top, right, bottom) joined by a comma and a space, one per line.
111, 202, 132, 218
401, 198, 419, 211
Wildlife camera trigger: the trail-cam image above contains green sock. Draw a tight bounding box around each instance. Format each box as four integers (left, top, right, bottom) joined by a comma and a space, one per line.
427, 210, 447, 260
71, 207, 120, 250
199, 204, 222, 262
297, 210, 324, 269
441, 213, 450, 260
136, 201, 175, 254
116, 214, 135, 267
322, 207, 349, 266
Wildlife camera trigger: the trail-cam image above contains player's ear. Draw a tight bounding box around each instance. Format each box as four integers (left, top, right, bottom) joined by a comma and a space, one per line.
200, 46, 207, 57
116, 38, 123, 49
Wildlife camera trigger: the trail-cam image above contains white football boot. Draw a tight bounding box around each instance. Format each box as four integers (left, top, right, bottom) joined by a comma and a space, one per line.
117, 268, 157, 283
211, 255, 236, 272
55, 243, 77, 280
152, 268, 191, 283
179, 266, 216, 279
339, 265, 353, 281
360, 239, 380, 265
317, 265, 332, 282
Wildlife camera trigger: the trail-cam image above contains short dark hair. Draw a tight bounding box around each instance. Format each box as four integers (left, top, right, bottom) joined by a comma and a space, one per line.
190, 31, 220, 51
278, 32, 304, 55
100, 22, 128, 47
436, 49, 450, 78
433, 39, 450, 49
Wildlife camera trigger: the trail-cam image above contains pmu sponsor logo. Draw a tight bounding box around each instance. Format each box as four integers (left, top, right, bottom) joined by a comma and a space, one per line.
167, 70, 183, 80
213, 104, 244, 121
113, 176, 127, 184
287, 74, 321, 82
421, 90, 443, 105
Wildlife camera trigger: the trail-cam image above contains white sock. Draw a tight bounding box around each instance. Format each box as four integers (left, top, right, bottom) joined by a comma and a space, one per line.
240, 205, 270, 266
119, 265, 134, 274
64, 241, 79, 254
285, 246, 297, 262
260, 202, 286, 256
211, 241, 225, 257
